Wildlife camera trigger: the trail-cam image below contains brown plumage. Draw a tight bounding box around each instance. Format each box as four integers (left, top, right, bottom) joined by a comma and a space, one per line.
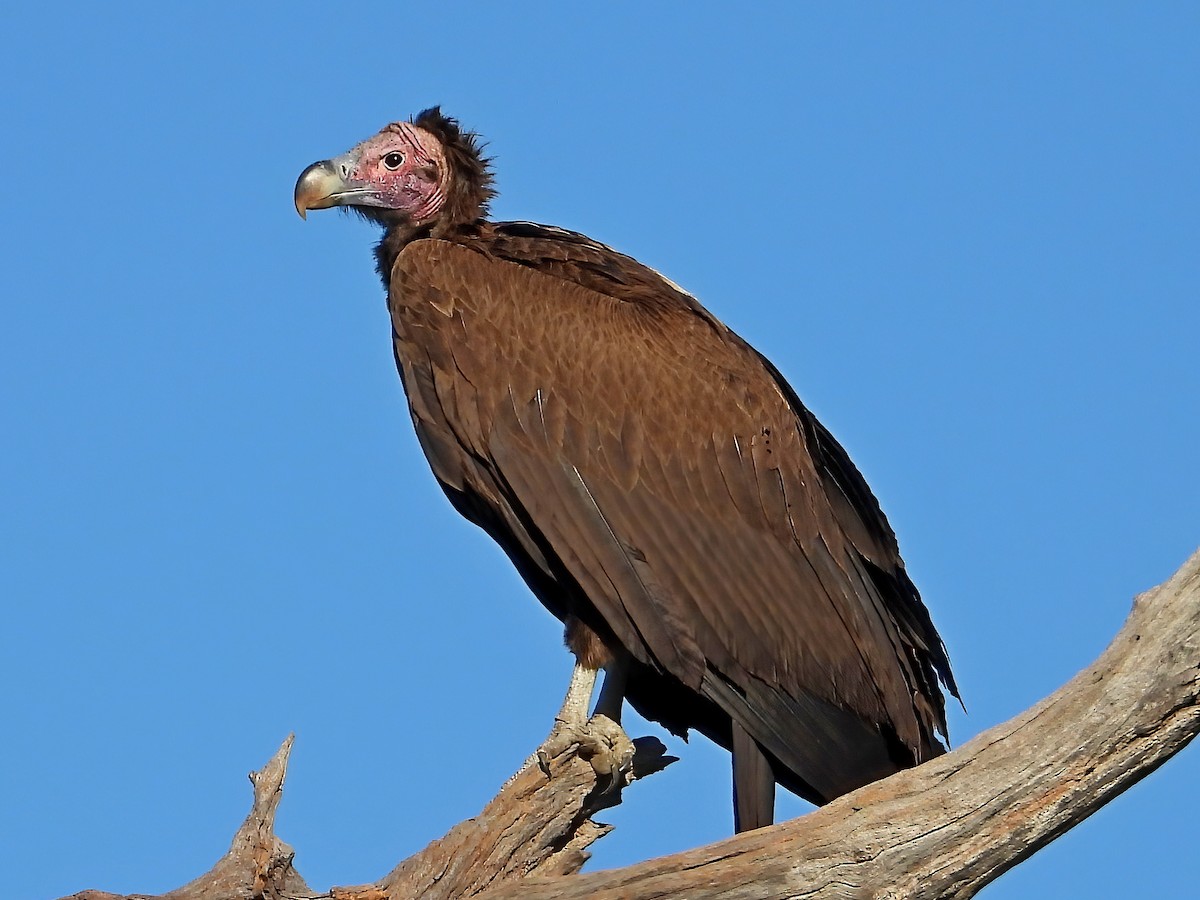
295, 108, 959, 832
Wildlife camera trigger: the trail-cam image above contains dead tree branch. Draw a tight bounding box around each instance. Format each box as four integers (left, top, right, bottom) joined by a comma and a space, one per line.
61, 550, 1200, 900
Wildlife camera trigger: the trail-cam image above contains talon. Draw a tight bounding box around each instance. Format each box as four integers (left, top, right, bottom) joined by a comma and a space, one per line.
574, 714, 636, 791
530, 713, 636, 790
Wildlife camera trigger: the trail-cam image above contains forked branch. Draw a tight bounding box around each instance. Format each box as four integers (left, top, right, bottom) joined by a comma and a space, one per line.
61, 550, 1200, 900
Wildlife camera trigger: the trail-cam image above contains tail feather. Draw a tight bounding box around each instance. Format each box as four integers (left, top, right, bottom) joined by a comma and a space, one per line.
732, 721, 775, 832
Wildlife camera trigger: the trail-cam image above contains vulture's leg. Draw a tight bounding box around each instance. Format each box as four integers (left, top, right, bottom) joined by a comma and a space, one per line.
555, 659, 599, 726
522, 660, 634, 788
508, 661, 597, 787
527, 620, 636, 788
582, 650, 634, 792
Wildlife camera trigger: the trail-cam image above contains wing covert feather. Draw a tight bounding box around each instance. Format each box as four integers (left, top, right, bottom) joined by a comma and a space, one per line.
389, 236, 950, 761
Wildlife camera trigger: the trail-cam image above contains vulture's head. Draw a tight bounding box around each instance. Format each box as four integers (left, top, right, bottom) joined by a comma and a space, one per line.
295, 107, 493, 232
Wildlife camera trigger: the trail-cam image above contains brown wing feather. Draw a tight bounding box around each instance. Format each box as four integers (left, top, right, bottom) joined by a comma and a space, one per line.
388, 233, 956, 798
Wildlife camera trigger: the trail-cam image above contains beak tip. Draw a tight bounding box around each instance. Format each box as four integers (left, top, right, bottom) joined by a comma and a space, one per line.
294, 158, 346, 221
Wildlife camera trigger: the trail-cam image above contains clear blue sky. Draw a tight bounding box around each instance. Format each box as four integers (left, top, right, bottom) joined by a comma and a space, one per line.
3, 4, 1197, 898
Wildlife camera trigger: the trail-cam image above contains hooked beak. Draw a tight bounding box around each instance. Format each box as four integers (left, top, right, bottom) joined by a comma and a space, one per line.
294, 157, 373, 219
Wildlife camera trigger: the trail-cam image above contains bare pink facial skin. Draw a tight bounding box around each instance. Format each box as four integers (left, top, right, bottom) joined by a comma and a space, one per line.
339, 123, 449, 224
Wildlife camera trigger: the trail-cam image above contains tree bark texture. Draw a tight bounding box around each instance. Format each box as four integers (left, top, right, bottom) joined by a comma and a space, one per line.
60, 549, 1200, 900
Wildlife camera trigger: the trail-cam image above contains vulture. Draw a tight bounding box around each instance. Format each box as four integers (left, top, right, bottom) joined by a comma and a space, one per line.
295, 108, 959, 832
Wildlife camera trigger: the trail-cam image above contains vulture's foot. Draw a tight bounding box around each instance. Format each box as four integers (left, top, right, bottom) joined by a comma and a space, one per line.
539, 713, 637, 792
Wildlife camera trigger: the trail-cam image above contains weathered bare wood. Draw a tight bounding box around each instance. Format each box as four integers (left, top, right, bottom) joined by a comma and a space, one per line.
317, 731, 670, 899
58, 729, 668, 900
472, 548, 1200, 899
339, 742, 617, 898
59, 550, 1199, 900
62, 736, 308, 900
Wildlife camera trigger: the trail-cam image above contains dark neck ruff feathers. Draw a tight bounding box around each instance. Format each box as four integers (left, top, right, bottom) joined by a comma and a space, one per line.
374, 107, 495, 286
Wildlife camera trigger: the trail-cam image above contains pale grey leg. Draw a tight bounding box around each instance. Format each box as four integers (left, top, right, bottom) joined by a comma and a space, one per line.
510, 658, 635, 790
557, 660, 600, 726
508, 661, 599, 785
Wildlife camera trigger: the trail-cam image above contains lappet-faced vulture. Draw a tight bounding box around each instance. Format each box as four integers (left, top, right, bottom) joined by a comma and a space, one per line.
295, 108, 959, 832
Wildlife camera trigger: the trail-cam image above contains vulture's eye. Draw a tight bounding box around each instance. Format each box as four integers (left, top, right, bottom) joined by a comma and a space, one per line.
383, 151, 406, 170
